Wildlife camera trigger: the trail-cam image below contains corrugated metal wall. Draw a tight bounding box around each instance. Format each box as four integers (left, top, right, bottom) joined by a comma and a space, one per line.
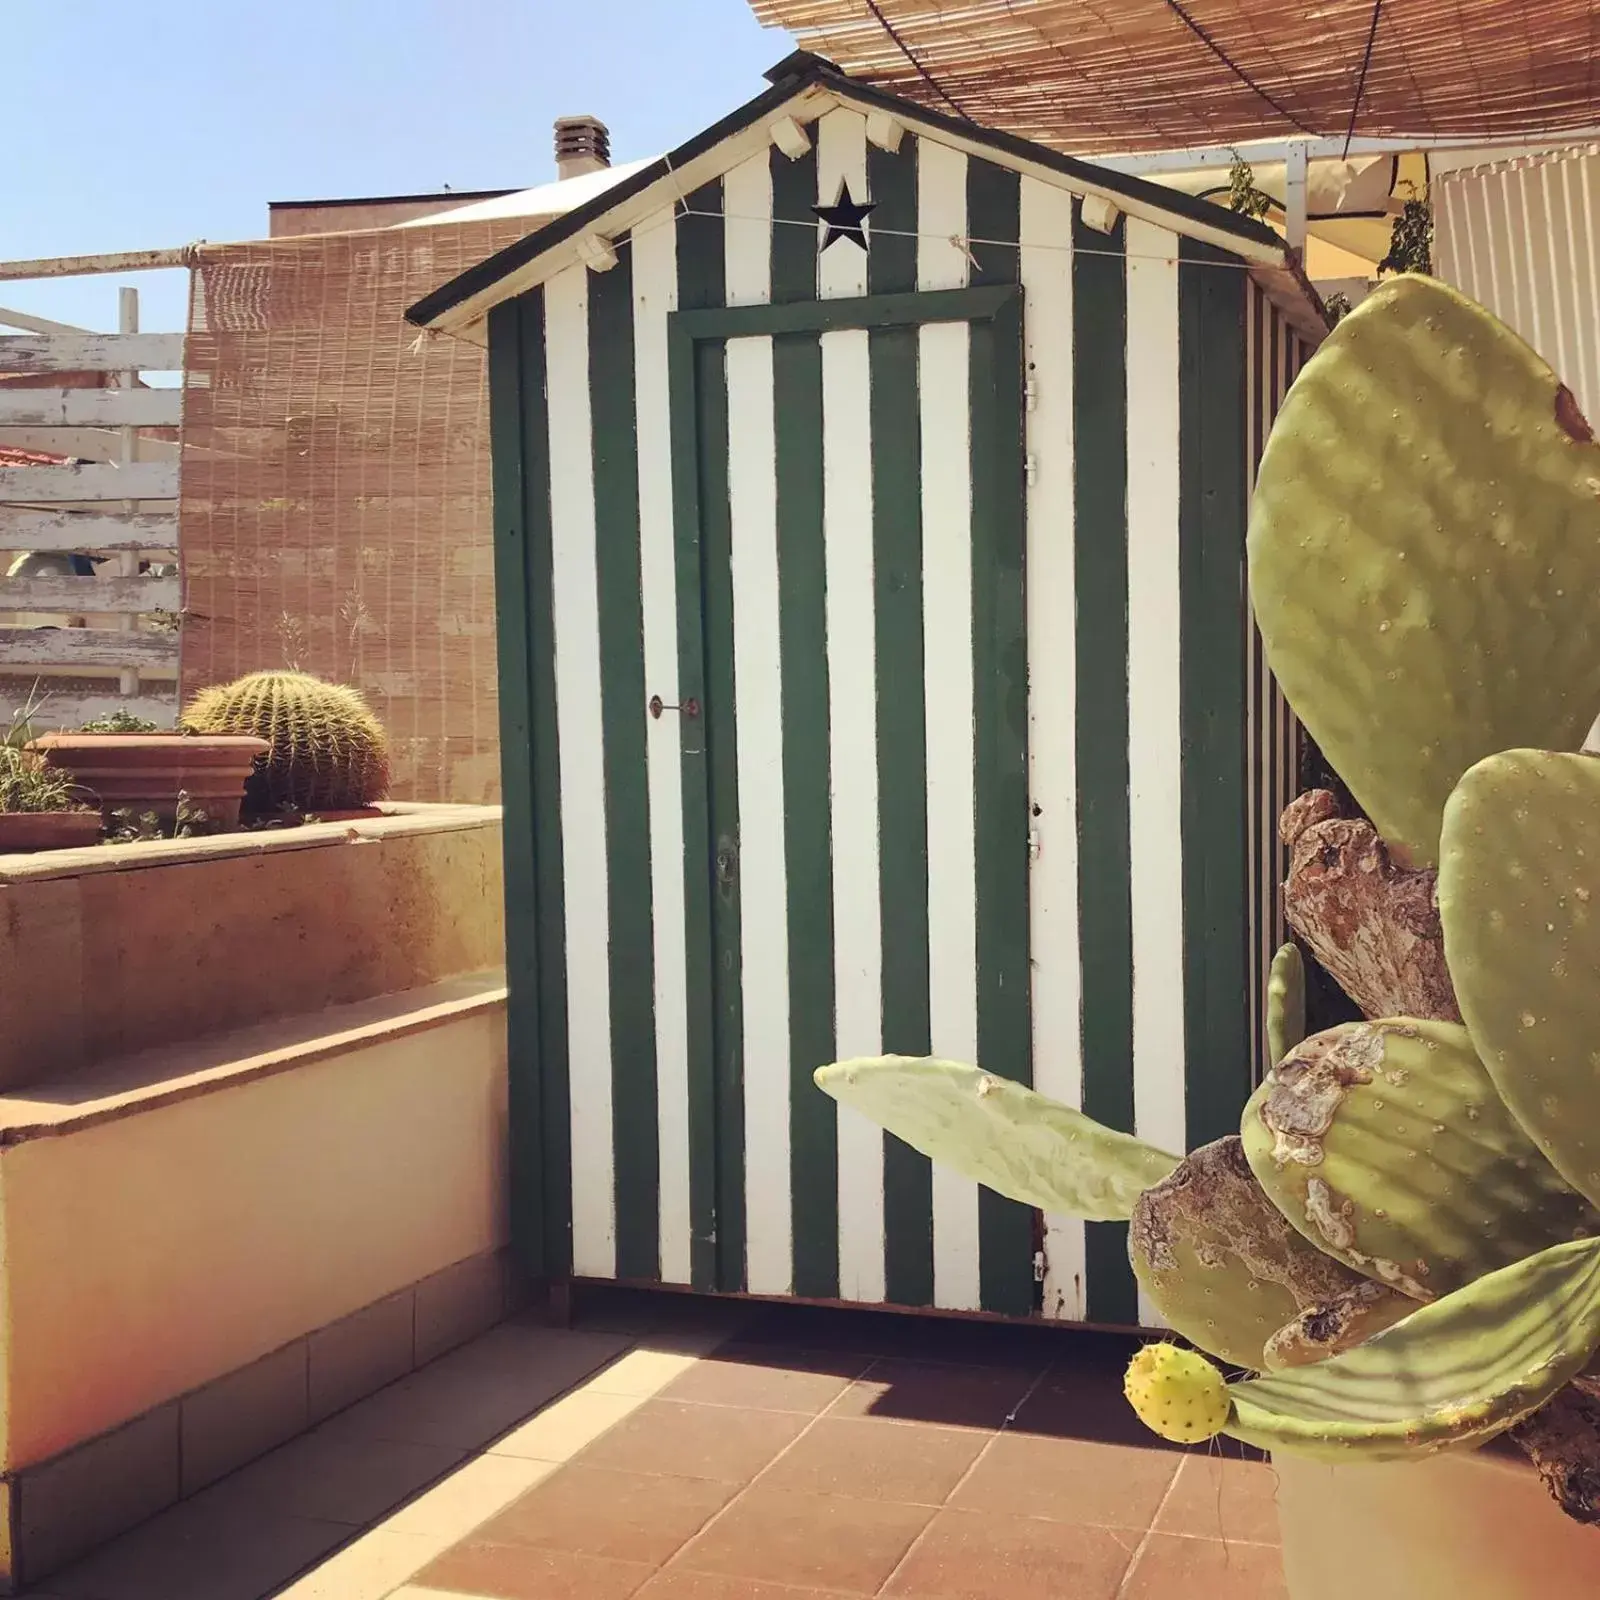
1434, 145, 1600, 420
491, 109, 1305, 1327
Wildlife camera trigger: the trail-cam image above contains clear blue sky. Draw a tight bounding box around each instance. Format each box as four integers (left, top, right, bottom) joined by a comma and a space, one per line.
4, 0, 793, 336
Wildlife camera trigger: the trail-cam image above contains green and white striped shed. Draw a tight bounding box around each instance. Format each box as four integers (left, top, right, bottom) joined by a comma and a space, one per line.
409, 53, 1327, 1329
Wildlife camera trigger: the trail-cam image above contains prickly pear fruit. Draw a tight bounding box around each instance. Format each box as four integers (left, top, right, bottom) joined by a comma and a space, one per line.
1248, 275, 1600, 868
1124, 1342, 1229, 1444
1223, 1237, 1600, 1461
1267, 942, 1306, 1066
1440, 750, 1600, 1205
1129, 1137, 1377, 1370
1241, 1019, 1598, 1299
1262, 1279, 1416, 1369
813, 1058, 1178, 1221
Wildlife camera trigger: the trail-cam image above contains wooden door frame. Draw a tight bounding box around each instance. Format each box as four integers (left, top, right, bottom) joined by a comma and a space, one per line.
666, 282, 1028, 1297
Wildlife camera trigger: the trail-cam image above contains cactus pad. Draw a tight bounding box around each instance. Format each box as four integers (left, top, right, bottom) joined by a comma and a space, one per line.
1242, 1019, 1598, 1299
1220, 1237, 1600, 1461
1129, 1137, 1377, 1370
1262, 1280, 1417, 1370
183, 671, 390, 814
1124, 1343, 1229, 1444
814, 1058, 1178, 1221
1440, 750, 1600, 1205
1248, 275, 1600, 867
1267, 942, 1306, 1066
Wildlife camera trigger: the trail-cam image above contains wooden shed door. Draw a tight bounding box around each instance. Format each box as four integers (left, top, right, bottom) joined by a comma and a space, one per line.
668, 285, 1036, 1315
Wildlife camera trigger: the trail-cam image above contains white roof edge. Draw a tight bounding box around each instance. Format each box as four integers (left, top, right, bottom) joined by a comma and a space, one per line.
394, 156, 660, 229
421, 81, 1294, 342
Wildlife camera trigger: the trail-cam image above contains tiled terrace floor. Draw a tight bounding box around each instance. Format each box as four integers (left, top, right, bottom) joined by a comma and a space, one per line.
23, 1289, 1288, 1600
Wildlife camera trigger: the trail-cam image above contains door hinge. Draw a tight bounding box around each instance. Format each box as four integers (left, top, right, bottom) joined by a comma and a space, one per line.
1032, 1250, 1047, 1283
1027, 827, 1041, 862
1024, 453, 1038, 487
1024, 379, 1039, 413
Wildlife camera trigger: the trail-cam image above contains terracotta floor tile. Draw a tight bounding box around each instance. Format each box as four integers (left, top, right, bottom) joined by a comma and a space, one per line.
44, 1509, 350, 1600
635, 1572, 856, 1599
1007, 1351, 1174, 1450
1119, 1532, 1289, 1599
584, 1347, 704, 1398
1155, 1455, 1283, 1545
184, 1425, 464, 1527
673, 1485, 933, 1593
758, 1416, 986, 1505
272, 1527, 438, 1598
949, 1431, 1180, 1528
332, 1326, 629, 1451
377, 1451, 557, 1542
660, 1348, 872, 1413
574, 1398, 809, 1482
488, 1387, 643, 1461
883, 1507, 1137, 1600
471, 1463, 736, 1564
829, 1358, 1044, 1431
415, 1540, 655, 1600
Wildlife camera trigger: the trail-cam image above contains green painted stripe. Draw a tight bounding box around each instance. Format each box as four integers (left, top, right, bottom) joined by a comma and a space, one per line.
588, 245, 659, 1282
676, 283, 1016, 340
1072, 204, 1138, 1327
487, 300, 547, 1278
967, 159, 1034, 1319
1179, 238, 1252, 1152
868, 137, 933, 1309
512, 291, 574, 1276
671, 181, 727, 1291
770, 142, 839, 1301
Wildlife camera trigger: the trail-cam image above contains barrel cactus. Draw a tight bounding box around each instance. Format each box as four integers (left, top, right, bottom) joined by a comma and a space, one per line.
182, 671, 390, 814
815, 275, 1600, 1524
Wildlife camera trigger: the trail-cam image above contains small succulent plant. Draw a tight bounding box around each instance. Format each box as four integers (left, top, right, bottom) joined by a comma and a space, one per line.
817, 276, 1600, 1521
182, 670, 390, 815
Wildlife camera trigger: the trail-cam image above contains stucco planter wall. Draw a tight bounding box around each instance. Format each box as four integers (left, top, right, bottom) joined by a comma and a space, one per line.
0, 805, 515, 1591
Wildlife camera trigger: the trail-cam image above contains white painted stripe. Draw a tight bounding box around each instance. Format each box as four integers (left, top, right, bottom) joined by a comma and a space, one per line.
545, 263, 616, 1280
817, 110, 869, 301
723, 154, 773, 308
727, 333, 793, 1295
817, 103, 884, 1304
1123, 219, 1185, 1329
916, 138, 970, 293
918, 137, 982, 1313
824, 326, 885, 1304
632, 209, 691, 1285
1019, 175, 1085, 1323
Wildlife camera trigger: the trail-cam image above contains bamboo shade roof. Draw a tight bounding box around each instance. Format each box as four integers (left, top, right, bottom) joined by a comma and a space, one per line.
749, 1, 1600, 154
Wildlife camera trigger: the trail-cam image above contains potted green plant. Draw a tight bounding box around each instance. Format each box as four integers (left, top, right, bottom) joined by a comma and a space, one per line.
0, 740, 101, 853
814, 278, 1600, 1596
27, 710, 268, 831
181, 670, 391, 822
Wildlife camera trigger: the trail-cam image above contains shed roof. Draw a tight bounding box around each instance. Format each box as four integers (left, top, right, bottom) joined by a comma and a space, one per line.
407, 52, 1322, 344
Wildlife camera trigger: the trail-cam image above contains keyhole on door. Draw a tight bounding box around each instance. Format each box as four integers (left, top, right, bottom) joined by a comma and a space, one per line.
715, 843, 737, 888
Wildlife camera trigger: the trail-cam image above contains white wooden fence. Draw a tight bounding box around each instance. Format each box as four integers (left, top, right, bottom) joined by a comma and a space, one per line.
0, 285, 183, 729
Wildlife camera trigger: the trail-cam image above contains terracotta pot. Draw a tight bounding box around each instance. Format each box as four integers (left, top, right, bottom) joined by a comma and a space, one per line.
1276, 1444, 1600, 1599
27, 734, 271, 830
0, 811, 103, 854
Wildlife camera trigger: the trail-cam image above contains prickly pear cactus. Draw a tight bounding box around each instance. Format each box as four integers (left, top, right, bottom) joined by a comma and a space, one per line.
1440, 750, 1600, 1206
1242, 1019, 1599, 1298
1262, 1279, 1416, 1370
813, 1058, 1178, 1221
1266, 942, 1306, 1066
183, 671, 390, 814
1124, 1342, 1230, 1443
1222, 1237, 1600, 1461
1248, 275, 1600, 868
1129, 1136, 1383, 1370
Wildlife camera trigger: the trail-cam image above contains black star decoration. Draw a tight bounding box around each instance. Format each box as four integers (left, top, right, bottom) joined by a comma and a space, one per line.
812, 179, 876, 253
